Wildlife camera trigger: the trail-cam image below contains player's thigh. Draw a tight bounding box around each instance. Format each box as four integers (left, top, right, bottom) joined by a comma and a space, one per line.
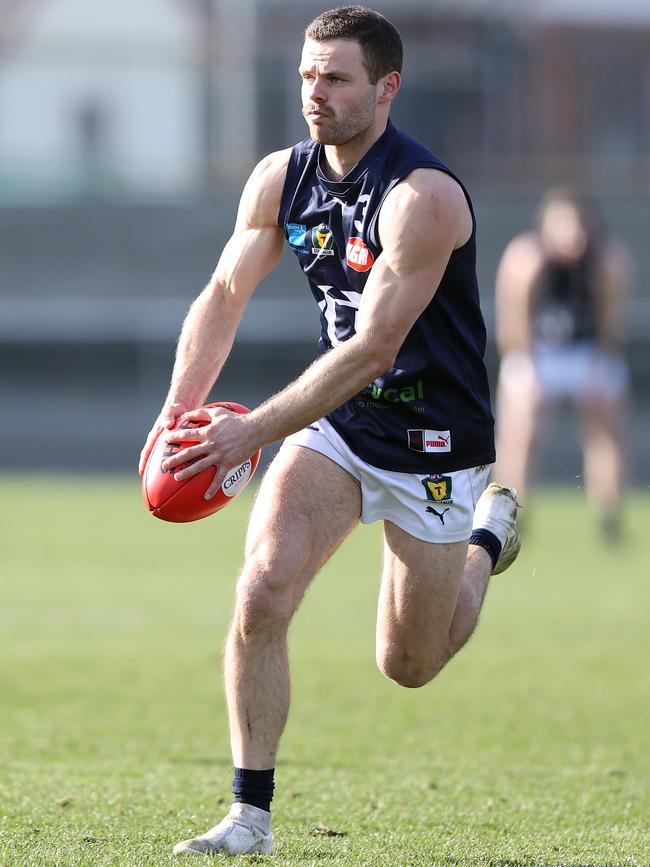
498, 352, 543, 421
243, 444, 361, 600
377, 520, 468, 664
580, 390, 626, 443
576, 352, 627, 444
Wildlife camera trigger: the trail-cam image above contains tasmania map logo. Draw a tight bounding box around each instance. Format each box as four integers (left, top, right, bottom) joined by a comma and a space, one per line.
311, 224, 335, 256
422, 474, 453, 505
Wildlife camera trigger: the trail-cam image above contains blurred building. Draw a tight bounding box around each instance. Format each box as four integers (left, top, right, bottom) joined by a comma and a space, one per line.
1, 0, 649, 197
0, 0, 649, 475
0, 0, 207, 199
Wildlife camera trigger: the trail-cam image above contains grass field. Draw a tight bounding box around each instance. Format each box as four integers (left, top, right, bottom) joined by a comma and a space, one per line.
1, 475, 648, 866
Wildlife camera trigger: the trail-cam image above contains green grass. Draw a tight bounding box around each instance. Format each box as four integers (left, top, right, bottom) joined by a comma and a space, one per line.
1, 475, 648, 866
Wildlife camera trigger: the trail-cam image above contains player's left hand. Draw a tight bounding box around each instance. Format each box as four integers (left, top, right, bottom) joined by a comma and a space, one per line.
161, 405, 260, 500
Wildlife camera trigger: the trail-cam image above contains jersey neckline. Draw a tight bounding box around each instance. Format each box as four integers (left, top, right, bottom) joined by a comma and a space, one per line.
315, 120, 396, 199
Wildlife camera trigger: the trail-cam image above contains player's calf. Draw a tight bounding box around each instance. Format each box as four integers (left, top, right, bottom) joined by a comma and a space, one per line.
376, 640, 448, 688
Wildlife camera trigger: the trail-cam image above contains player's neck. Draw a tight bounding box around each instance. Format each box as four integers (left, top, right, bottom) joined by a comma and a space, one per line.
321, 118, 389, 181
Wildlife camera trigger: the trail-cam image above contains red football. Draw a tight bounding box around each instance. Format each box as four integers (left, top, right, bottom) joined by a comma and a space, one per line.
142, 401, 261, 523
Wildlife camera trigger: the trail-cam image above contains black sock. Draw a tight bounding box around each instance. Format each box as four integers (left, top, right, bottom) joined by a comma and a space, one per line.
232, 767, 275, 813
469, 529, 502, 571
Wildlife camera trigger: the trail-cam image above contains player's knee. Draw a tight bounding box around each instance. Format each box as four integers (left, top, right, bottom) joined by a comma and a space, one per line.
234, 558, 296, 638
376, 645, 444, 689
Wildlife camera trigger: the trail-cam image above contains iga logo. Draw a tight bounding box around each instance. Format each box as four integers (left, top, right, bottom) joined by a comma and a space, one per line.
346, 236, 374, 272
311, 224, 335, 256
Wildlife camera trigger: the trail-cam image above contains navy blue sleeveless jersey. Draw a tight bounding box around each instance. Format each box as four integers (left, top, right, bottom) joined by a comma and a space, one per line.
278, 121, 495, 473
532, 253, 599, 347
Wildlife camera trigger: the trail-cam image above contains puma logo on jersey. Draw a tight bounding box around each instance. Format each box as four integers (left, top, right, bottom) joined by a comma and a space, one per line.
408, 429, 452, 453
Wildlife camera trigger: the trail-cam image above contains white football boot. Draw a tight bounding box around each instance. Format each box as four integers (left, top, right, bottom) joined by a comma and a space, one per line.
173, 803, 272, 856
472, 482, 521, 575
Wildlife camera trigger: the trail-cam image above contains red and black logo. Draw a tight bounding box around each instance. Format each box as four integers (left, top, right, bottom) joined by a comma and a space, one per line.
159, 417, 203, 474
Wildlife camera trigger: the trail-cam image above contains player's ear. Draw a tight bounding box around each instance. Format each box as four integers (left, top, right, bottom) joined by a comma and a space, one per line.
378, 71, 400, 104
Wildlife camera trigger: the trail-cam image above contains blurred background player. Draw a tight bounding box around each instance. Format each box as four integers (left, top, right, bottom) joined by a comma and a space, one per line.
493, 188, 631, 540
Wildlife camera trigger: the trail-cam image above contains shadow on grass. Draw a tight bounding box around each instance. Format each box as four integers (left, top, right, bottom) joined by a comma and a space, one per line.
169, 756, 352, 769
274, 851, 603, 867
446, 859, 601, 867
169, 756, 232, 766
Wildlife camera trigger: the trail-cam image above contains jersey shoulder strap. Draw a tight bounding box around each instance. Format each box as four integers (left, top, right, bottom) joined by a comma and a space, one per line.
278, 138, 318, 229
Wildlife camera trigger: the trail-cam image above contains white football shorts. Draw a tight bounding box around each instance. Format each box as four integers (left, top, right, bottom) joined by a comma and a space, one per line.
282, 417, 491, 544
500, 346, 629, 403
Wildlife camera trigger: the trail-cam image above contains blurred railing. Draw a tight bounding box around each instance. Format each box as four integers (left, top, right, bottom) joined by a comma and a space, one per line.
3, 294, 650, 345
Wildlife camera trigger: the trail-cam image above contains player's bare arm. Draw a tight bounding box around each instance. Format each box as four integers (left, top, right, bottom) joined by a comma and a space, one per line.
164, 168, 471, 497
138, 149, 290, 475
596, 242, 632, 350
494, 233, 544, 356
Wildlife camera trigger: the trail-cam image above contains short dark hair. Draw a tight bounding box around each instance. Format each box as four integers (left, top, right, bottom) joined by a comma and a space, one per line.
305, 5, 402, 85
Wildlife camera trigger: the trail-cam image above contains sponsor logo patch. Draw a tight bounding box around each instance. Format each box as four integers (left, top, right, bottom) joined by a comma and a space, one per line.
364, 378, 425, 403
346, 236, 374, 272
222, 459, 253, 497
408, 429, 452, 453
287, 223, 307, 247
311, 223, 335, 256
422, 474, 453, 504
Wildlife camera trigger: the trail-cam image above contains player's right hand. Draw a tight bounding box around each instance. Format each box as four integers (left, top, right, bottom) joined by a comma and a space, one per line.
138, 401, 189, 476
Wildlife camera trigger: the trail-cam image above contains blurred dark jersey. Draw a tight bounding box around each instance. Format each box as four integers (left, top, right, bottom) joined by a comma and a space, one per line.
278, 121, 495, 473
532, 253, 599, 347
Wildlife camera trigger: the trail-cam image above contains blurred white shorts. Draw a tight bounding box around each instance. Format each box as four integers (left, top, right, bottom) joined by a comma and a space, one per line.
282, 417, 491, 544
500, 346, 629, 402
